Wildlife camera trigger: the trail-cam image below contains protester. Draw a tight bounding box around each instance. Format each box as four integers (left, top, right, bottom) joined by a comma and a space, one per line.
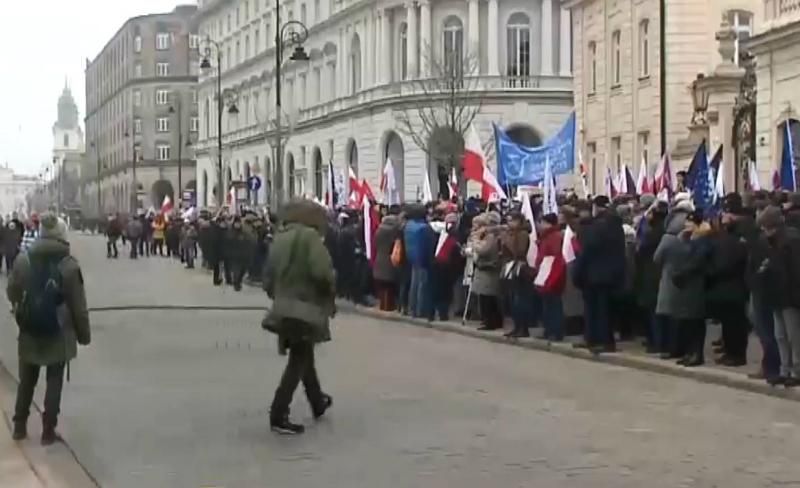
470, 211, 504, 331
152, 214, 166, 256
373, 214, 401, 311
6, 213, 91, 445
500, 211, 532, 337
126, 215, 143, 259
106, 213, 122, 258
536, 213, 566, 341
20, 214, 40, 253
2, 219, 22, 273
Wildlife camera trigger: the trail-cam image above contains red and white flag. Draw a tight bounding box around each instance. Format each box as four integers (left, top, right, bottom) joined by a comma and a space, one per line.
636, 157, 652, 194
772, 169, 781, 191
578, 150, 589, 198
361, 178, 376, 203
561, 225, 579, 263
363, 194, 373, 261
422, 164, 434, 203
435, 230, 457, 264
380, 158, 398, 205
747, 160, 761, 191
462, 124, 507, 203
448, 167, 458, 199
520, 191, 538, 267
161, 195, 174, 215
653, 151, 673, 195
604, 165, 618, 198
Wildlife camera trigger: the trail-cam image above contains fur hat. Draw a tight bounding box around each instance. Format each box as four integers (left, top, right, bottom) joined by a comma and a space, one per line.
39, 213, 67, 241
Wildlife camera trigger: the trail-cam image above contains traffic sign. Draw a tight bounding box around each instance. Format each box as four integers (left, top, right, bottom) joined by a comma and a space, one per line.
247, 176, 262, 191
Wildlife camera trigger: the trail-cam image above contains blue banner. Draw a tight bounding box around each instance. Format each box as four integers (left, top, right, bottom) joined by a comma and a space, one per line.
495, 112, 576, 186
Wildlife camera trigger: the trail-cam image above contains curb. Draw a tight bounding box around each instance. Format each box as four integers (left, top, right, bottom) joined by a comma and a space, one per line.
336, 301, 800, 403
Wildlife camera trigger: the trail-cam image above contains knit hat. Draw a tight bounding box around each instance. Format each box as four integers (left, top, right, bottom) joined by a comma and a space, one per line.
593, 195, 610, 208
756, 206, 784, 230
39, 213, 67, 240
542, 213, 558, 226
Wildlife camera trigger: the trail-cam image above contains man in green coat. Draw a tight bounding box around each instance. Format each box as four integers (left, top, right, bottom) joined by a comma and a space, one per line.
263, 200, 335, 435
6, 213, 91, 444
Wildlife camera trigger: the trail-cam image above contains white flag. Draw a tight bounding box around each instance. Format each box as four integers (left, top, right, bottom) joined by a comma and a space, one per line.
520, 191, 538, 267
422, 164, 434, 203
543, 156, 558, 215
748, 159, 761, 191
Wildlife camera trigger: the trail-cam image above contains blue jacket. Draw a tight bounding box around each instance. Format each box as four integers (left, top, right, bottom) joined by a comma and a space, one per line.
404, 219, 432, 269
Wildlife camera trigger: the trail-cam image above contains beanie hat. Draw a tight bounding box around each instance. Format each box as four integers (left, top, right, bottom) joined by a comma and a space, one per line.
39, 213, 67, 240
542, 213, 559, 226
756, 206, 784, 230
593, 195, 610, 208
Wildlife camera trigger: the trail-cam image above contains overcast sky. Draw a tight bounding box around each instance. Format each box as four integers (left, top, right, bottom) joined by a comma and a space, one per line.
0, 0, 193, 176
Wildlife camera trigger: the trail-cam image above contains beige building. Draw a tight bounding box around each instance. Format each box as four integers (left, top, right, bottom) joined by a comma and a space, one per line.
564, 0, 760, 193
750, 0, 800, 184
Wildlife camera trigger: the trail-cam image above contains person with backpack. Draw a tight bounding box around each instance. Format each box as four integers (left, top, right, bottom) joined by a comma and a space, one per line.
6, 213, 91, 445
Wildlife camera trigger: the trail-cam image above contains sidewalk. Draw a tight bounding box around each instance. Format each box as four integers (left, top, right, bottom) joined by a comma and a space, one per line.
0, 377, 46, 488
337, 301, 800, 402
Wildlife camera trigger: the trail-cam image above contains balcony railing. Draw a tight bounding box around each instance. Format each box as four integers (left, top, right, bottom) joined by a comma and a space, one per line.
194, 74, 571, 152
779, 0, 800, 15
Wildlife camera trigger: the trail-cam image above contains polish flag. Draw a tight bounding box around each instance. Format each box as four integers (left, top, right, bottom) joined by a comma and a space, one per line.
362, 194, 379, 266
228, 186, 238, 214
605, 165, 618, 198
380, 158, 398, 205
772, 169, 781, 191
448, 167, 458, 199
561, 224, 580, 263
462, 124, 507, 203
434, 230, 457, 264
520, 191, 538, 268
360, 178, 376, 203
161, 195, 174, 216
636, 157, 652, 194
747, 160, 761, 191
578, 150, 589, 198
422, 164, 434, 203
653, 151, 673, 195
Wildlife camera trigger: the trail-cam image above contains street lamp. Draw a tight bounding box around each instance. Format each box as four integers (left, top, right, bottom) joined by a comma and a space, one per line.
125, 122, 139, 212
199, 38, 240, 208
690, 73, 710, 125
273, 14, 310, 206
169, 98, 185, 206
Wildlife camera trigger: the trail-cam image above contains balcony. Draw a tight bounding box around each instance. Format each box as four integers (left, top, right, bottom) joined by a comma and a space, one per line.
763, 0, 800, 28
193, 74, 572, 153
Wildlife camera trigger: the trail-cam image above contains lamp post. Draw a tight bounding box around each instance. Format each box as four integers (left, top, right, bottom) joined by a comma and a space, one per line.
125, 120, 138, 212
169, 96, 184, 206
200, 39, 239, 208
690, 73, 710, 126
273, 12, 310, 206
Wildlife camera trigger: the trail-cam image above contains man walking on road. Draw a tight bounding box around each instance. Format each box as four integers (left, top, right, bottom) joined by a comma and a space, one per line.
6, 213, 91, 445
263, 199, 335, 435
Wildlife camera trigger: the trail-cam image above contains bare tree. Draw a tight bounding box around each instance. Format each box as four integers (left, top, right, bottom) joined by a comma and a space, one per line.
395, 49, 488, 194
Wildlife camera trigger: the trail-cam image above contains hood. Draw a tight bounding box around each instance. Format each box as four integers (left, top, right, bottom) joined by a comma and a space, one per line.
28, 237, 70, 259
279, 199, 328, 235
665, 209, 689, 235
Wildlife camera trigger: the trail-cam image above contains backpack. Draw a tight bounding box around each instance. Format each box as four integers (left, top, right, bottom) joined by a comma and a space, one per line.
15, 255, 66, 337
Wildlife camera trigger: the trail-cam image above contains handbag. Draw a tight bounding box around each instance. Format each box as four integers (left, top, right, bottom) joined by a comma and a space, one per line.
501, 260, 522, 281
390, 238, 404, 267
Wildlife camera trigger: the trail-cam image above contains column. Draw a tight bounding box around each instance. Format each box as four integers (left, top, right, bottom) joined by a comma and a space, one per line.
541, 0, 554, 75
468, 0, 479, 54
559, 7, 571, 76
381, 9, 391, 83
419, 0, 431, 76
406, 1, 418, 79
487, 0, 499, 76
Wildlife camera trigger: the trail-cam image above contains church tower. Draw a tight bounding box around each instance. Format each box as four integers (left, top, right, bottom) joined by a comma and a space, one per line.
52, 79, 84, 159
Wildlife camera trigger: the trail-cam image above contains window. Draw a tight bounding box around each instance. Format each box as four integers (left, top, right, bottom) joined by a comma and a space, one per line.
227, 14, 231, 32
134, 118, 142, 134
134, 62, 142, 77
157, 117, 169, 132
301, 3, 307, 24
156, 62, 170, 76
190, 117, 200, 132
156, 89, 169, 105
611, 136, 622, 171
156, 33, 170, 50
314, 0, 320, 23
313, 67, 321, 104
587, 142, 597, 191
254, 0, 259, 13
350, 34, 362, 94
254, 29, 260, 55
157, 144, 171, 161
611, 30, 621, 86
236, 40, 241, 64
506, 13, 531, 83
588, 42, 597, 93
266, 17, 272, 49
638, 132, 650, 166
727, 10, 753, 65
399, 23, 408, 80
134, 35, 142, 53
443, 16, 464, 79
192, 89, 198, 104
189, 35, 200, 49
245, 35, 250, 59
133, 89, 142, 107
639, 20, 649, 77
63, 134, 69, 147
236, 6, 240, 26
244, 0, 250, 21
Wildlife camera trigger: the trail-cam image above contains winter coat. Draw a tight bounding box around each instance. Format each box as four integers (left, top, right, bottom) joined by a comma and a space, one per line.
470, 225, 502, 296
500, 224, 531, 262
634, 214, 666, 311
152, 221, 166, 240
654, 213, 711, 319
2, 223, 21, 255
760, 227, 800, 309
106, 218, 122, 239
404, 219, 433, 269
263, 200, 335, 348
126, 219, 143, 240
573, 211, 626, 289
225, 225, 255, 262
373, 215, 401, 283
6, 237, 91, 366
705, 223, 749, 306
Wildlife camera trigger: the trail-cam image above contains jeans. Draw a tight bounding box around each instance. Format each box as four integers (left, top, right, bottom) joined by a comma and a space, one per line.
750, 294, 780, 379
14, 361, 65, 429
583, 287, 613, 347
542, 294, 564, 341
773, 307, 800, 378
510, 279, 533, 334
106, 239, 118, 257
408, 266, 430, 318
271, 338, 324, 419
129, 238, 139, 259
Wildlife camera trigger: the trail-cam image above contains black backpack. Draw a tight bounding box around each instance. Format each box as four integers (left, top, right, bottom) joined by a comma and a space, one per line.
15, 254, 66, 337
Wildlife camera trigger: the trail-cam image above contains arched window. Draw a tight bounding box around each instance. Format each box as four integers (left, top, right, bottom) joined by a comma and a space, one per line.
399, 23, 408, 80
313, 149, 323, 198
443, 16, 464, 78
287, 153, 296, 197
350, 34, 362, 94
506, 13, 530, 84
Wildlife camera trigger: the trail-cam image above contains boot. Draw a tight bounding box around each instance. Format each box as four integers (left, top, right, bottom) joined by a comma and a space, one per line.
12, 422, 26, 441
312, 394, 333, 420
270, 414, 305, 435
41, 425, 62, 446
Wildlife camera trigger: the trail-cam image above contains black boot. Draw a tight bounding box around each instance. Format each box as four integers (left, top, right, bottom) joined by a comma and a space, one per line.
12, 422, 26, 441
41, 425, 62, 446
270, 414, 305, 435
312, 394, 333, 419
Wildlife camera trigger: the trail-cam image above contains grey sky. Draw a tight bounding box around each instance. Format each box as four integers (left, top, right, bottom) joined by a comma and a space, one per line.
0, 0, 192, 176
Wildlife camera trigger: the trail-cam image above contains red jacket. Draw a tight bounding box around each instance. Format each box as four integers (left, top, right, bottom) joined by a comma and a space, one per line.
536, 227, 563, 268
535, 226, 567, 295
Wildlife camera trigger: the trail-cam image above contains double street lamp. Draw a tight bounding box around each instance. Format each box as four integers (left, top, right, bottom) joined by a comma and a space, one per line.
168, 98, 194, 206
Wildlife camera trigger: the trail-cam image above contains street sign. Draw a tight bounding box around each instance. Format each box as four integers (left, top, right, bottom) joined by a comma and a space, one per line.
247, 175, 262, 192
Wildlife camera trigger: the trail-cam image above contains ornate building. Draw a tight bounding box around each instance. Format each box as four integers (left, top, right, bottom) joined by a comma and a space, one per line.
51, 81, 85, 210
194, 0, 574, 207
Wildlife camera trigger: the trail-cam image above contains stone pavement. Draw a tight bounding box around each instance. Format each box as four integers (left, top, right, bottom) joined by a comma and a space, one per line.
2, 234, 800, 487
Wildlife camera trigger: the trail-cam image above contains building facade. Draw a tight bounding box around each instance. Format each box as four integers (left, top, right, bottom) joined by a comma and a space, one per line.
83, 5, 200, 217
52, 82, 85, 210
750, 0, 800, 184
194, 0, 574, 208
564, 0, 760, 193
0, 165, 38, 218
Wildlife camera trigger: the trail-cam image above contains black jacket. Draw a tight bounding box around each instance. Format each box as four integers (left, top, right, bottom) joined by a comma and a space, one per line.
761, 227, 800, 309
705, 224, 749, 306
574, 211, 626, 289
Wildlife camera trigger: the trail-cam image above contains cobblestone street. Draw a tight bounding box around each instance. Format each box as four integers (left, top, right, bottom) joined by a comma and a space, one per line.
2, 235, 800, 487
